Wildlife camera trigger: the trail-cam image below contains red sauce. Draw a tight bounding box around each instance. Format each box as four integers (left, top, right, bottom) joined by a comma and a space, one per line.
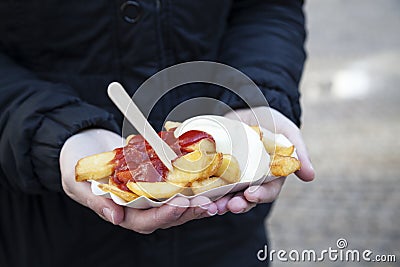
178, 130, 215, 152
110, 129, 214, 190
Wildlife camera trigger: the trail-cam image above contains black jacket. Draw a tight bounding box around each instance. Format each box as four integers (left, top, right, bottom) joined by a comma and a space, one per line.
0, 1, 306, 266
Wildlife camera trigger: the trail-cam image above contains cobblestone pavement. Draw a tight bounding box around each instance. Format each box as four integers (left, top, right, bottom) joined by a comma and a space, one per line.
267, 1, 400, 266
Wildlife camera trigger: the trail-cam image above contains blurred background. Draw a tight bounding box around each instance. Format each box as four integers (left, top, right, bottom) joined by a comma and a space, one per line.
268, 0, 400, 266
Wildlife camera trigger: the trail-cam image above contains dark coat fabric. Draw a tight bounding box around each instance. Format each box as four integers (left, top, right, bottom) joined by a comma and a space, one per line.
0, 1, 306, 266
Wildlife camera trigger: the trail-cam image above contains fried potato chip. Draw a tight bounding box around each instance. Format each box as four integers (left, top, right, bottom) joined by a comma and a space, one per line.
125, 134, 136, 144
263, 143, 295, 157
261, 131, 295, 156
164, 121, 182, 131
167, 152, 223, 183
214, 154, 241, 184
172, 150, 216, 172
109, 177, 118, 186
75, 151, 116, 181
270, 154, 301, 177
190, 177, 228, 195
98, 183, 138, 202
126, 181, 185, 199
250, 126, 263, 140
185, 138, 216, 153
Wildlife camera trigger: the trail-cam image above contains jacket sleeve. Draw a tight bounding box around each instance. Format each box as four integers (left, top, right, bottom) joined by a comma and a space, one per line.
0, 53, 119, 194
218, 0, 307, 126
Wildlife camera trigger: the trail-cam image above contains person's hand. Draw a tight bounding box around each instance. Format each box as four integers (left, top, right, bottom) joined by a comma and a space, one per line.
60, 129, 218, 234
214, 106, 315, 215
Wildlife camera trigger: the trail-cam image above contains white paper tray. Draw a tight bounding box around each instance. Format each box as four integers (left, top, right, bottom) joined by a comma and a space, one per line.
89, 126, 297, 209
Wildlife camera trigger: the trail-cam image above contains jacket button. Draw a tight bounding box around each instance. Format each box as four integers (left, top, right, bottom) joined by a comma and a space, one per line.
120, 1, 142, 24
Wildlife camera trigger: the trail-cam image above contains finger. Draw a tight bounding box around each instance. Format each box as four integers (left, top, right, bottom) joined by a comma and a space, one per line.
244, 177, 285, 203
294, 140, 315, 182
64, 181, 124, 225
214, 194, 233, 215
227, 192, 254, 214
120, 197, 189, 234
168, 196, 218, 226
271, 110, 315, 182
190, 195, 218, 216
280, 130, 314, 182
286, 131, 315, 182
176, 196, 214, 222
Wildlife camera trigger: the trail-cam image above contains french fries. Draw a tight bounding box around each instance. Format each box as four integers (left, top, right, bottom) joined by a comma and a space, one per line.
262, 131, 295, 156
270, 154, 301, 177
98, 183, 138, 202
168, 151, 223, 183
164, 121, 181, 131
126, 181, 185, 199
75, 151, 116, 182
250, 125, 301, 176
250, 126, 263, 140
191, 177, 228, 195
214, 154, 241, 184
185, 138, 216, 153
126, 134, 136, 144
76, 120, 302, 203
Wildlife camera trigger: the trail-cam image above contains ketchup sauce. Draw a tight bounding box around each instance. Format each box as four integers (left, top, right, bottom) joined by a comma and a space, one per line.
110, 129, 214, 190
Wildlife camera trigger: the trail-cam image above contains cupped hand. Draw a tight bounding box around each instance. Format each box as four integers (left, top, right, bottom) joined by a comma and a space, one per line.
215, 106, 315, 215
60, 129, 217, 234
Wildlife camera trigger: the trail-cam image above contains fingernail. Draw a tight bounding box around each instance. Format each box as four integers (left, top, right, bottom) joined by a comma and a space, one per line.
207, 209, 218, 216
309, 158, 315, 169
247, 186, 259, 194
102, 208, 115, 224
248, 189, 256, 195
199, 204, 210, 211
308, 162, 315, 179
207, 205, 218, 216
232, 208, 246, 214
